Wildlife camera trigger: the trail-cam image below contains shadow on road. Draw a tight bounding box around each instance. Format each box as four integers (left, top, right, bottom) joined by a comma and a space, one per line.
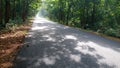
14, 18, 120, 68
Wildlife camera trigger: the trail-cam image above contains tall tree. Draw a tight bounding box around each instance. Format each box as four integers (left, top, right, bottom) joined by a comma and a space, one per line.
5, 0, 11, 23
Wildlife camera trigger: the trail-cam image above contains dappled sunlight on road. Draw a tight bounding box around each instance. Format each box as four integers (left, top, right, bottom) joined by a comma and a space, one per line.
32, 26, 48, 30
70, 54, 81, 63
65, 35, 77, 40
75, 41, 120, 67
15, 18, 120, 68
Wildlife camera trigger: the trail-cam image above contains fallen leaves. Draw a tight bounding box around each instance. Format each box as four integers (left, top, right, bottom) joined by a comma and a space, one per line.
1, 62, 13, 68
0, 21, 32, 68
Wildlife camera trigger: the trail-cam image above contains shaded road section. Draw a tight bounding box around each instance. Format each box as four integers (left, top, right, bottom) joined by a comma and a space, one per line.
14, 18, 120, 68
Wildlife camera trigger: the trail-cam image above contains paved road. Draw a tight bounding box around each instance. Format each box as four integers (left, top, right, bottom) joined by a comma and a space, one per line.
14, 18, 120, 68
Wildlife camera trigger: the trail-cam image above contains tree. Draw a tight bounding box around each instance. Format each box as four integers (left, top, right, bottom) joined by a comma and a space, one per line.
46, 0, 120, 37
0, 0, 41, 29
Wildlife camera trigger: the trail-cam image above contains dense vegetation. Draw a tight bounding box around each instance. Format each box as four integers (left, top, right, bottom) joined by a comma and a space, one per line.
0, 0, 41, 30
45, 0, 120, 38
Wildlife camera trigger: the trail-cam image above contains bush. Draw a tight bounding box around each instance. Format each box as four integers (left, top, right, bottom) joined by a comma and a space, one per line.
5, 18, 23, 31
6, 23, 17, 31
104, 28, 120, 38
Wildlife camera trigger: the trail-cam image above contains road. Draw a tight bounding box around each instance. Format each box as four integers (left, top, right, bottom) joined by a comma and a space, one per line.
14, 17, 120, 68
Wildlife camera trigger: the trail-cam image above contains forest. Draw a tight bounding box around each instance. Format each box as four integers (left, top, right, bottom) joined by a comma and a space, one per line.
0, 0, 41, 30
45, 0, 120, 38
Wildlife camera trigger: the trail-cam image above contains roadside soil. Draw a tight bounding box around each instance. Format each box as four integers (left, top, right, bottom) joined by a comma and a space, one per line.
0, 20, 33, 68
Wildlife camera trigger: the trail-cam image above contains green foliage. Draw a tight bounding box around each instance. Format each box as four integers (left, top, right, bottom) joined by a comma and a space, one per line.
5, 18, 23, 31
6, 22, 17, 31
45, 0, 120, 38
104, 28, 120, 38
0, 0, 41, 30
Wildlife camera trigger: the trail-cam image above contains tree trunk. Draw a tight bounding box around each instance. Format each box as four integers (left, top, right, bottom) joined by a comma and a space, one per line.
0, 0, 3, 23
12, 0, 16, 20
5, 0, 11, 23
22, 0, 29, 22
91, 3, 96, 27
81, 2, 86, 29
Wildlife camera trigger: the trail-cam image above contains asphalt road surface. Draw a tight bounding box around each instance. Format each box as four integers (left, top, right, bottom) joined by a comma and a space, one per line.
14, 17, 120, 68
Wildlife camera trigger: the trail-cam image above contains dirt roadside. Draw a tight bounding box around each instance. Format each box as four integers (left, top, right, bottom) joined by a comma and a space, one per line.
0, 20, 33, 68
